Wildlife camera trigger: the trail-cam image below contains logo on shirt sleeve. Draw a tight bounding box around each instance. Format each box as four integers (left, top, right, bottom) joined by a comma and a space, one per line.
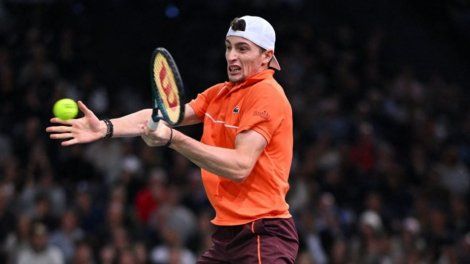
253, 110, 270, 120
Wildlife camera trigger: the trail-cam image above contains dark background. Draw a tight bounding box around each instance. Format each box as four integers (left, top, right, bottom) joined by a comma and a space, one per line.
0, 0, 468, 263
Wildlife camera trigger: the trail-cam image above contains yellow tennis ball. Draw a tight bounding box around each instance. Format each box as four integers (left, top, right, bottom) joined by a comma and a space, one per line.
52, 98, 78, 120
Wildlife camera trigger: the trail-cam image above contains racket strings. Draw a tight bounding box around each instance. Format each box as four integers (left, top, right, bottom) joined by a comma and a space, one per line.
153, 55, 181, 122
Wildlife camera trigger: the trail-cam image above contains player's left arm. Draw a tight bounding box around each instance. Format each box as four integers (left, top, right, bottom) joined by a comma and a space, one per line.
141, 123, 266, 182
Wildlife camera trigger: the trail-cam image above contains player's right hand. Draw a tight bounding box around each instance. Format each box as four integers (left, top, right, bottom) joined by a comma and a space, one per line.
141, 119, 172, 147
46, 101, 106, 146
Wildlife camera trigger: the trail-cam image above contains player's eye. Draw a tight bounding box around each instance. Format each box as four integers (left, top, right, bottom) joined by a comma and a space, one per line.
238, 46, 249, 52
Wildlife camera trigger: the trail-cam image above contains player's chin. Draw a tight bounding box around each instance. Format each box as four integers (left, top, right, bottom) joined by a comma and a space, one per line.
227, 73, 244, 83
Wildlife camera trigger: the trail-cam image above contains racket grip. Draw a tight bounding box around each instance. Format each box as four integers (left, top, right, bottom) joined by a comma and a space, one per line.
147, 118, 158, 131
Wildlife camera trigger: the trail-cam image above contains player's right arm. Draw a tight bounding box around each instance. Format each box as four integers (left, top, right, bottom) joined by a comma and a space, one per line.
46, 101, 200, 146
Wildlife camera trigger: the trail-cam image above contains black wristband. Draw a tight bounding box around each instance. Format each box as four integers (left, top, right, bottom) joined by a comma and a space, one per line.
164, 128, 173, 147
102, 119, 113, 139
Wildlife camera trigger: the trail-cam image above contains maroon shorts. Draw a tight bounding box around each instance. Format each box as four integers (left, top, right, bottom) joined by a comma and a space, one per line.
197, 218, 299, 264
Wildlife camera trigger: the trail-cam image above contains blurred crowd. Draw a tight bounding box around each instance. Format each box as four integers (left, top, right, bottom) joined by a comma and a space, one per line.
0, 1, 469, 264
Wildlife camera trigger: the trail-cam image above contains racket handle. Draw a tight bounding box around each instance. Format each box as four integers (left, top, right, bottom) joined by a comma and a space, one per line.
148, 108, 161, 131
147, 118, 158, 131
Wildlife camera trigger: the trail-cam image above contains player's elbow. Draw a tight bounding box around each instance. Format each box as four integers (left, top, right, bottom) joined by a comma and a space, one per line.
230, 170, 250, 182
230, 159, 253, 182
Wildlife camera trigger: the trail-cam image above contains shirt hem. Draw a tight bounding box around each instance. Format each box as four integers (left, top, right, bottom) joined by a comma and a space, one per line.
210, 213, 292, 226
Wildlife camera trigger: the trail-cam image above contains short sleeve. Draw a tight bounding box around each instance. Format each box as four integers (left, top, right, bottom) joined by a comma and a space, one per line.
236, 84, 286, 144
189, 83, 225, 120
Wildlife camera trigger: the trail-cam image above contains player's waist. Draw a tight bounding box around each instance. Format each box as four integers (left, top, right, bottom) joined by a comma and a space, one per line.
211, 211, 292, 226
209, 198, 291, 226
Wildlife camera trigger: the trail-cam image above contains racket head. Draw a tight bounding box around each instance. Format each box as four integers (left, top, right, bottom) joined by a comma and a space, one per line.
150, 47, 185, 126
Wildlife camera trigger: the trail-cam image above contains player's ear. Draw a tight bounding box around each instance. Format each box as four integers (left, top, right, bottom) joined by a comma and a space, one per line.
262, 50, 274, 66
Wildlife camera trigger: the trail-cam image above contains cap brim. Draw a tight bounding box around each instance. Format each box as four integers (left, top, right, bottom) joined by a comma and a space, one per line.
269, 55, 281, 71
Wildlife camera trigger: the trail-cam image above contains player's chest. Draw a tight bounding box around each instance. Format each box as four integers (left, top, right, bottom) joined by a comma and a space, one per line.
203, 93, 246, 142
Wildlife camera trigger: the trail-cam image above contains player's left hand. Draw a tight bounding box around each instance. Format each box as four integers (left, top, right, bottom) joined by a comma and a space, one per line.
141, 119, 172, 147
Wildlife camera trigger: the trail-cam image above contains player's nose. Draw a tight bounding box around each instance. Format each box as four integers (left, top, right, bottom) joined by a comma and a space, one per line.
226, 49, 238, 61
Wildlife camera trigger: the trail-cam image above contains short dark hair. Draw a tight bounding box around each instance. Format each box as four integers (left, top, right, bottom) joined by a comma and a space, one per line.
230, 17, 246, 31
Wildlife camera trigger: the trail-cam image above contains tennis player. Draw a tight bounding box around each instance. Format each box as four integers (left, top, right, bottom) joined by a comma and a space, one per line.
47, 15, 298, 263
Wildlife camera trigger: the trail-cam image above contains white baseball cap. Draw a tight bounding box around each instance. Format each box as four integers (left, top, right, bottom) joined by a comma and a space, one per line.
226, 15, 281, 70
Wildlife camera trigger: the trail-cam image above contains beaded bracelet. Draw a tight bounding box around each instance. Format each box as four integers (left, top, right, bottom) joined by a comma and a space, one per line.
102, 119, 113, 139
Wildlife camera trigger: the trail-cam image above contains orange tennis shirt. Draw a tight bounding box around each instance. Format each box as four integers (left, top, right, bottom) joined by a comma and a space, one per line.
189, 69, 293, 225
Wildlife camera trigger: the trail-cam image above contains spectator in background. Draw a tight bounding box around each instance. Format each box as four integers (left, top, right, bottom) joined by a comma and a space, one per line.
73, 184, 103, 234
151, 185, 197, 247
98, 201, 129, 244
449, 195, 468, 235
389, 217, 425, 263
49, 210, 84, 262
134, 241, 149, 264
435, 145, 469, 195
118, 145, 144, 201
134, 168, 167, 225
298, 210, 328, 264
27, 193, 58, 231
3, 214, 31, 264
117, 247, 139, 264
456, 233, 470, 263
351, 210, 391, 263
73, 70, 109, 116
329, 239, 349, 264
0, 182, 15, 261
150, 228, 196, 264
72, 241, 95, 264
17, 222, 64, 264
84, 138, 124, 185
19, 43, 58, 87
99, 245, 116, 264
19, 172, 65, 219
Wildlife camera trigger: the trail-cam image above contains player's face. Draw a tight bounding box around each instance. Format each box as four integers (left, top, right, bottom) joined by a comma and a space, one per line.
225, 36, 273, 83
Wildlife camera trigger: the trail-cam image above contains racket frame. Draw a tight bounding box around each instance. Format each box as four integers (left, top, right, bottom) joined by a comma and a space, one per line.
149, 47, 185, 129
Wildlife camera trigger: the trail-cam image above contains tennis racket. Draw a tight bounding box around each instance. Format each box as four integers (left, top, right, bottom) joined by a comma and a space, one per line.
148, 47, 185, 130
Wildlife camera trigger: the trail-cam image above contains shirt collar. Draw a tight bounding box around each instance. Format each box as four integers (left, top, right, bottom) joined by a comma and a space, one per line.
224, 69, 275, 93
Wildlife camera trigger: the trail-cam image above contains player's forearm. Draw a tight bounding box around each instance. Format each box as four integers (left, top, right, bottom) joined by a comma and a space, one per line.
105, 104, 200, 138
109, 109, 153, 137
170, 130, 252, 182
